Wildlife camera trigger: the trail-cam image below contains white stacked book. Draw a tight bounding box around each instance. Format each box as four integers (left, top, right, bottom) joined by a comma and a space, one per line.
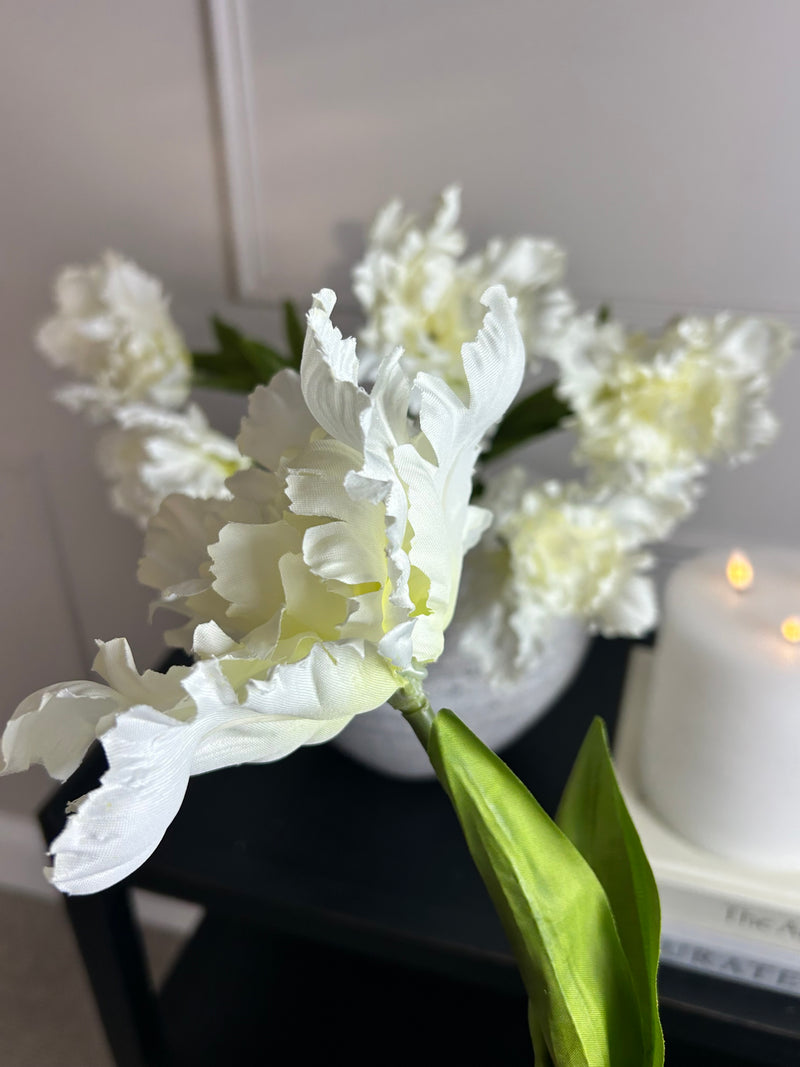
614, 646, 800, 997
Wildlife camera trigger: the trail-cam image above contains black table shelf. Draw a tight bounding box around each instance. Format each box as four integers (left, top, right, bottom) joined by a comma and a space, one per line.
159, 914, 533, 1066
39, 638, 800, 1066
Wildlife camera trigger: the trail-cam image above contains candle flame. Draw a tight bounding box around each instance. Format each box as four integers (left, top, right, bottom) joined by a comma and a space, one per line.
781, 616, 800, 644
726, 550, 754, 592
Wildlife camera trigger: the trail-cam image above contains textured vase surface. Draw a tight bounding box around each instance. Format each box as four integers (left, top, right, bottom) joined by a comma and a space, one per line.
332, 618, 590, 779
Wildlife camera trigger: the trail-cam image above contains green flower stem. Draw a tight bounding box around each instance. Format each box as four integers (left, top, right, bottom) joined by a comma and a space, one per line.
388, 681, 436, 748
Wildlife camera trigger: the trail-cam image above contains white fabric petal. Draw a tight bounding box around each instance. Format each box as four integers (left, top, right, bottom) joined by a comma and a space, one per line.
302, 521, 385, 587
301, 290, 370, 453
14, 280, 532, 897
393, 443, 451, 615
38, 252, 190, 418
2, 637, 195, 785
192, 620, 241, 657
91, 638, 189, 712
138, 494, 228, 601
237, 372, 318, 471
209, 521, 299, 632
179, 643, 399, 775
1, 682, 120, 781
48, 640, 399, 895
414, 285, 524, 517
49, 703, 217, 895
277, 552, 348, 646
285, 437, 367, 521
233, 640, 398, 740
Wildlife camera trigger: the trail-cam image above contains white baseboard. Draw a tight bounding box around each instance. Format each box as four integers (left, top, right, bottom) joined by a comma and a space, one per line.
0, 810, 203, 936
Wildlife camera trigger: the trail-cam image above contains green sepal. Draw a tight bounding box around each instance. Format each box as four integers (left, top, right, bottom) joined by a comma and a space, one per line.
557, 719, 664, 1067
428, 709, 645, 1067
282, 299, 305, 368
481, 383, 571, 463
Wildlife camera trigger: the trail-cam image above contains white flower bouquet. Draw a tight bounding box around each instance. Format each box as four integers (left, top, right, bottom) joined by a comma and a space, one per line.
2, 187, 793, 1065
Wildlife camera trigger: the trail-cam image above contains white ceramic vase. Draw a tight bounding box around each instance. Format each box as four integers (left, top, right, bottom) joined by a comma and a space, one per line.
332, 617, 590, 779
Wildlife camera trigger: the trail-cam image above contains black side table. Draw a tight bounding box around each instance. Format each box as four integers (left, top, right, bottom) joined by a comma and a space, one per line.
39, 639, 800, 1066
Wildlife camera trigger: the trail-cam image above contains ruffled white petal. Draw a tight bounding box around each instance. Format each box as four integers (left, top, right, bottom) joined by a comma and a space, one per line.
49, 703, 217, 895
37, 252, 191, 419
1, 638, 191, 783
459, 470, 659, 681
352, 187, 568, 394
2, 683, 120, 781
237, 372, 319, 471
301, 290, 370, 453
414, 286, 524, 518
96, 404, 247, 527
91, 638, 189, 712
12, 283, 529, 895
138, 494, 233, 649
550, 307, 794, 514
138, 494, 228, 605
209, 521, 299, 633
47, 639, 398, 895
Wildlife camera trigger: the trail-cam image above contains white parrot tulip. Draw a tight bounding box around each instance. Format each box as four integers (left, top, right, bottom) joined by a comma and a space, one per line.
2, 285, 524, 894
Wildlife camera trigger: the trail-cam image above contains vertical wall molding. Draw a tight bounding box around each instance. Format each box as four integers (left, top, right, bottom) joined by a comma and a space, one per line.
208, 0, 269, 302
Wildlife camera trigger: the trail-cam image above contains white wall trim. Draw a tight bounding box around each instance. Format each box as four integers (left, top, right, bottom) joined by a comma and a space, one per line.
0, 810, 202, 935
206, 0, 800, 330
209, 0, 269, 302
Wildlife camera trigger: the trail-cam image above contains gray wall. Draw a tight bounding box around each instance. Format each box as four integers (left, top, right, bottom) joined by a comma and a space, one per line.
2, 0, 799, 811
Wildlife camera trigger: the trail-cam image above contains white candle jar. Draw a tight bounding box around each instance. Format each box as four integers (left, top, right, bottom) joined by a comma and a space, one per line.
639, 548, 800, 870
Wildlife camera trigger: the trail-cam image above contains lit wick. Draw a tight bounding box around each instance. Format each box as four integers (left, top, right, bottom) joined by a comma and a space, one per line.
781, 616, 800, 644
726, 550, 754, 592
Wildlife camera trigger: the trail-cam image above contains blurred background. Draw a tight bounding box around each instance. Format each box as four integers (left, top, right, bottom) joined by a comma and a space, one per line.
2, 0, 799, 825
1, 3, 800, 1061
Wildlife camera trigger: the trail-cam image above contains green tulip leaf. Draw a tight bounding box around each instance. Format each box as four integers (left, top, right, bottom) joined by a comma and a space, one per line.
481, 383, 571, 463
556, 718, 664, 1067
212, 316, 288, 383
529, 1008, 555, 1067
428, 709, 645, 1067
191, 351, 259, 392
191, 317, 294, 393
283, 299, 306, 368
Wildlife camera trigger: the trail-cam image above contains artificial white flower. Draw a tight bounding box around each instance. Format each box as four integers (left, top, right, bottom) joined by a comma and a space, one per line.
353, 185, 574, 394
96, 404, 249, 528
458, 468, 657, 685
551, 311, 794, 531
2, 637, 391, 894
37, 252, 191, 420
3, 285, 524, 894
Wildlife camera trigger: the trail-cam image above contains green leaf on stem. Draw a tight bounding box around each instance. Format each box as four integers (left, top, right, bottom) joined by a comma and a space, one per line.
212, 317, 288, 381
283, 299, 305, 368
557, 719, 664, 1067
191, 317, 294, 393
191, 352, 259, 392
481, 383, 571, 463
427, 709, 645, 1067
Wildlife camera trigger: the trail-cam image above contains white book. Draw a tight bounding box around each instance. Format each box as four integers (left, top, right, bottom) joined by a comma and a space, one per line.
613, 647, 800, 997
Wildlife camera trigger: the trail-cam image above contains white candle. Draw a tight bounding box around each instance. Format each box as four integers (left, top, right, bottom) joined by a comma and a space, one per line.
639, 548, 800, 870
